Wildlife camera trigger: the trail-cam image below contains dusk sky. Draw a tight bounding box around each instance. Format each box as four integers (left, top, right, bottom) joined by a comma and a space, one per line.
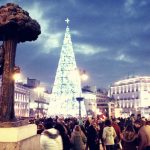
0, 0, 150, 90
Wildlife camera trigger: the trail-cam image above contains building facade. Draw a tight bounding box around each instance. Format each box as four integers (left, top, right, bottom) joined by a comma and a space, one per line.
0, 77, 50, 118
83, 89, 97, 117
108, 76, 150, 118
24, 78, 50, 118
29, 88, 50, 118
14, 83, 30, 118
96, 91, 115, 118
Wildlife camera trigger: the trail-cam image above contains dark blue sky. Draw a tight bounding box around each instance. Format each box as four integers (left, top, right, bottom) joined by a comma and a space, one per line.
0, 0, 150, 90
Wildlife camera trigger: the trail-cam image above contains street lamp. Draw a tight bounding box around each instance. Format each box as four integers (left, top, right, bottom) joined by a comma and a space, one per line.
76, 69, 88, 117
76, 97, 84, 117
12, 66, 21, 82
80, 70, 88, 81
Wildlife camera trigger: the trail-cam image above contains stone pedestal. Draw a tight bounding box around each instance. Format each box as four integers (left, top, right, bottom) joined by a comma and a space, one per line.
0, 123, 40, 150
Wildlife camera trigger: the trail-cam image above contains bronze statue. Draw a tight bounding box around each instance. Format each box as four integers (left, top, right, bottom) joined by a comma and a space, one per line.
0, 3, 41, 122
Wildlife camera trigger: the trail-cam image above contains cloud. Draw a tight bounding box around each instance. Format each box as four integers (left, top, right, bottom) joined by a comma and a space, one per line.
69, 0, 77, 6
139, 0, 148, 6
143, 23, 150, 32
22, 2, 64, 53
124, 0, 136, 16
124, 0, 149, 17
74, 43, 108, 55
115, 52, 135, 63
43, 33, 63, 51
130, 40, 139, 47
71, 30, 81, 36
1, 0, 150, 89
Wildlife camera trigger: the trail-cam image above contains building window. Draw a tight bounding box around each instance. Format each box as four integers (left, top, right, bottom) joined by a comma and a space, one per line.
117, 87, 119, 94
112, 88, 115, 94
126, 102, 129, 108
144, 84, 147, 91
132, 84, 134, 92
132, 94, 135, 99
124, 86, 127, 93
121, 86, 123, 93
136, 84, 138, 91
128, 85, 131, 92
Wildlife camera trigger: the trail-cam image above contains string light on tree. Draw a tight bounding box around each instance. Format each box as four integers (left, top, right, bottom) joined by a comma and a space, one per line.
48, 18, 82, 116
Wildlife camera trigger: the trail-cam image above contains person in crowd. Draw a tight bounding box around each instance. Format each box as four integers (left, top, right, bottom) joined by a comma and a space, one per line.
112, 118, 122, 150
80, 124, 87, 137
40, 118, 63, 150
117, 117, 125, 132
124, 117, 133, 127
70, 125, 87, 150
134, 119, 150, 150
84, 117, 90, 132
55, 123, 71, 150
98, 120, 106, 150
87, 120, 100, 150
137, 114, 141, 120
102, 119, 117, 150
121, 124, 137, 150
146, 120, 150, 125
37, 123, 45, 134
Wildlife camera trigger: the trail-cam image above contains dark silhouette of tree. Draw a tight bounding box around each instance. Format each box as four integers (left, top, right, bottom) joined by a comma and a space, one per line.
0, 3, 41, 122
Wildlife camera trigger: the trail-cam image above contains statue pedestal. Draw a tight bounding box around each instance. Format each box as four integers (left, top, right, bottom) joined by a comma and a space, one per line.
0, 123, 40, 150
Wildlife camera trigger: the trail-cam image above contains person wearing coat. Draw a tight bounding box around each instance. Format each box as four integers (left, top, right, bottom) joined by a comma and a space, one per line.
40, 128, 63, 150
103, 119, 117, 150
112, 118, 122, 150
70, 125, 87, 150
55, 123, 72, 150
87, 120, 100, 150
134, 120, 150, 150
121, 124, 137, 150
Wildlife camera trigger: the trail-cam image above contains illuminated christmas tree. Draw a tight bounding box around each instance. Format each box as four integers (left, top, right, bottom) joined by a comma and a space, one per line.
48, 18, 82, 116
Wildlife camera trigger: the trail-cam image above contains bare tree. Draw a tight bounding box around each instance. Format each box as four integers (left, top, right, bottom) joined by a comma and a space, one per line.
0, 3, 41, 121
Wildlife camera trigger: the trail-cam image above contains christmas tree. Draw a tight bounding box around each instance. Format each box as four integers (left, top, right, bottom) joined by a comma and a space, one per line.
48, 18, 82, 116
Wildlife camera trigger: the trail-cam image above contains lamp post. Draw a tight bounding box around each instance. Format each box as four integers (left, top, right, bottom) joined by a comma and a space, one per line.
80, 70, 88, 81
76, 69, 88, 117
12, 66, 21, 82
76, 97, 84, 117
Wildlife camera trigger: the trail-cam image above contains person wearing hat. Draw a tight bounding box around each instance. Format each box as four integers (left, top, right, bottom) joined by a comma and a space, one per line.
134, 119, 150, 150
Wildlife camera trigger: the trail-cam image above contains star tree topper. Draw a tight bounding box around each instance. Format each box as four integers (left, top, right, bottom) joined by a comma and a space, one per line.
65, 18, 70, 25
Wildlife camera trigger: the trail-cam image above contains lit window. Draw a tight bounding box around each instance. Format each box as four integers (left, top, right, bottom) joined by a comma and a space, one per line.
144, 84, 147, 91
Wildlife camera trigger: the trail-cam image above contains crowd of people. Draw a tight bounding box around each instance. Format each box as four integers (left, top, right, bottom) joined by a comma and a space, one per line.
31, 114, 150, 150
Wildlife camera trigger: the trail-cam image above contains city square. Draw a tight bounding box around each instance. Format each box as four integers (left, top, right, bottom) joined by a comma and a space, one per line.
0, 1, 150, 150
